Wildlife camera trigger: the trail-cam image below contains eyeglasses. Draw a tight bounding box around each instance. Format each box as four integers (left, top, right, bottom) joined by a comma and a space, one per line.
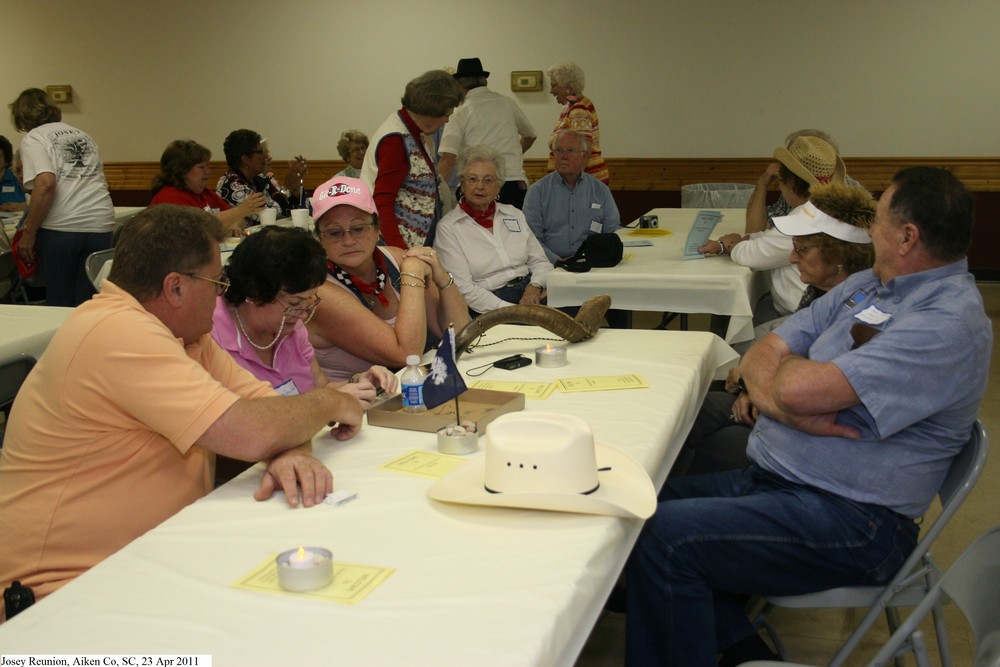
185, 272, 230, 294
349, 146, 367, 154
318, 224, 374, 243
463, 175, 497, 187
553, 147, 584, 156
792, 241, 816, 256
277, 295, 321, 324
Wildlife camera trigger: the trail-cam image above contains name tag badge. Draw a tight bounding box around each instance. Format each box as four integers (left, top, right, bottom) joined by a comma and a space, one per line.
1, 186, 14, 193
589, 220, 603, 234
274, 379, 301, 396
854, 304, 891, 326
590, 203, 601, 209
503, 217, 521, 232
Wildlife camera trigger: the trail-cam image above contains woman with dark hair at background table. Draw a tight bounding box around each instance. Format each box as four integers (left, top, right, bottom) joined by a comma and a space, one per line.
9, 87, 114, 306
216, 129, 308, 222
150, 139, 264, 233
360, 70, 465, 249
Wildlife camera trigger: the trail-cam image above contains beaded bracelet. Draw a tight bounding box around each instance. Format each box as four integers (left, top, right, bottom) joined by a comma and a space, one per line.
400, 271, 426, 284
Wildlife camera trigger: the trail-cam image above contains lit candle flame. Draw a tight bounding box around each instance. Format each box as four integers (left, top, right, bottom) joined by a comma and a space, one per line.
296, 546, 306, 560
545, 344, 553, 352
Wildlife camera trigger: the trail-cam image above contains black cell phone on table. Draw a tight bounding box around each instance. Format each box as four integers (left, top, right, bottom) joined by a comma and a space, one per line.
494, 354, 532, 370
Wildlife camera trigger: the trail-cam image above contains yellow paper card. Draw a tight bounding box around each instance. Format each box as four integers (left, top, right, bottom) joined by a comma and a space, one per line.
471, 380, 557, 400
557, 374, 650, 392
233, 557, 395, 605
379, 449, 468, 479
626, 228, 672, 237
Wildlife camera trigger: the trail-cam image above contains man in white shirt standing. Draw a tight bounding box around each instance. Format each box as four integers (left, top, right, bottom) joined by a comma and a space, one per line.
437, 58, 536, 209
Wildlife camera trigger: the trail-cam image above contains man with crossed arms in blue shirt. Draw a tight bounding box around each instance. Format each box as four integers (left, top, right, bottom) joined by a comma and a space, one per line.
625, 166, 992, 666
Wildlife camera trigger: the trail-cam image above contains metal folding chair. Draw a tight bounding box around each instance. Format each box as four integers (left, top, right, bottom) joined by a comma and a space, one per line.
744, 521, 1000, 667
756, 420, 989, 666
0, 353, 37, 447
85, 248, 115, 291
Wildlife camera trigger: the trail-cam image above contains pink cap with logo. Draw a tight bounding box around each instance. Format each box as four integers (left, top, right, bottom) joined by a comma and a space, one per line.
311, 176, 376, 222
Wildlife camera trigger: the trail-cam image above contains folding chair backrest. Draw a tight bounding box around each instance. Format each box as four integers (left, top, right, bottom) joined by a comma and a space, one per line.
912, 421, 989, 564
85, 248, 114, 291
868, 524, 1000, 667
0, 250, 15, 301
1, 354, 37, 447
0, 354, 35, 410
939, 527, 1000, 666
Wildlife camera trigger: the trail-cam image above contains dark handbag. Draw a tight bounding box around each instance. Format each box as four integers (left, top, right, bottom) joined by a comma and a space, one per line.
555, 233, 623, 273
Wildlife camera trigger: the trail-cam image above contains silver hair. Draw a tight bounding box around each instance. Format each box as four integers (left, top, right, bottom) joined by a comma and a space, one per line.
553, 129, 589, 155
546, 61, 585, 94
458, 145, 506, 182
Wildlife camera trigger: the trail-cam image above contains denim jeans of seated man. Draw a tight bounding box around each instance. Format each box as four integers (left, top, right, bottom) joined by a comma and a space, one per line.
624, 464, 919, 667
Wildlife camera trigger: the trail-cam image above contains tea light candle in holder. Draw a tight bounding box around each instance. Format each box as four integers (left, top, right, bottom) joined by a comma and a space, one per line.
276, 546, 333, 592
437, 421, 479, 455
535, 344, 567, 368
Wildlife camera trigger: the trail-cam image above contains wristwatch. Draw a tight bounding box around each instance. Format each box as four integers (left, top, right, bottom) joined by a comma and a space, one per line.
737, 376, 748, 394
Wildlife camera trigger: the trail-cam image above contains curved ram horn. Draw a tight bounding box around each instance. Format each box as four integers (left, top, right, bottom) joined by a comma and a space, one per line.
455, 295, 611, 357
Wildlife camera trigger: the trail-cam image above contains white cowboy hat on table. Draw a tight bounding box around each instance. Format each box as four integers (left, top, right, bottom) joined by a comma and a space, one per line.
428, 412, 656, 519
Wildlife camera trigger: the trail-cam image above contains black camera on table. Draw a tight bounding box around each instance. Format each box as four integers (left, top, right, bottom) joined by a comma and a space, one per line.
639, 215, 658, 229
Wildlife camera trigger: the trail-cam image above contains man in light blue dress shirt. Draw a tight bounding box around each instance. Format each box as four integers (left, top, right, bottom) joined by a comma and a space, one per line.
523, 129, 620, 263
625, 166, 992, 667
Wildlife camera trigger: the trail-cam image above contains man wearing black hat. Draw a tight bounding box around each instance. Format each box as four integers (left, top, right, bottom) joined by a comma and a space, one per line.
438, 57, 536, 209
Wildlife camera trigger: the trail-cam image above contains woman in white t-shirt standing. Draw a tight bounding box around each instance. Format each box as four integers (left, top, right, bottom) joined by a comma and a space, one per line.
10, 87, 114, 306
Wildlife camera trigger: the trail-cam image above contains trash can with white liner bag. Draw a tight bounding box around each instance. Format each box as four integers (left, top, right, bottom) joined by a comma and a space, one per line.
681, 183, 755, 209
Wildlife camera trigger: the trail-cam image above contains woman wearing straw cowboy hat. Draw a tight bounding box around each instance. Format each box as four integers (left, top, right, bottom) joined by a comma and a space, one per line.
699, 135, 849, 324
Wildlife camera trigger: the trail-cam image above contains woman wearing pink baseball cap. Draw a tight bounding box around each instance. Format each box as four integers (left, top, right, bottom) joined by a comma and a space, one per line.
306, 176, 470, 381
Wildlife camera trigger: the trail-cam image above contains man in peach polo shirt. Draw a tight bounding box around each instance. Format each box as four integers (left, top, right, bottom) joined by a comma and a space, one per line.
0, 204, 366, 614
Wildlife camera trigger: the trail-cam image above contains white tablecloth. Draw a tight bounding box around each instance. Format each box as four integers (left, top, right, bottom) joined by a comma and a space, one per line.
546, 208, 768, 343
0, 326, 737, 666
113, 206, 145, 229
0, 304, 72, 361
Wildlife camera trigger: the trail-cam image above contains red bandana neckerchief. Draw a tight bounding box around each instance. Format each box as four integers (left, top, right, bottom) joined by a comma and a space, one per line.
459, 199, 496, 230
328, 251, 389, 308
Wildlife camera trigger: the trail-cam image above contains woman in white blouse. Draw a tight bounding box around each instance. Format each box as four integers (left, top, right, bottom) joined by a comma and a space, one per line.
433, 145, 553, 315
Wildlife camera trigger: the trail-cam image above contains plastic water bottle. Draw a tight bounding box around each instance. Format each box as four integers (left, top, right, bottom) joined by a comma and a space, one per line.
400, 355, 427, 413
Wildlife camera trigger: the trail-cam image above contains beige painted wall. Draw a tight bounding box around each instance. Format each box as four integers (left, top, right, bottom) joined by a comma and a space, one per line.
3, 0, 998, 161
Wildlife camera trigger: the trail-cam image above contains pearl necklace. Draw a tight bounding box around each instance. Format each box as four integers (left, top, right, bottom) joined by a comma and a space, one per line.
233, 305, 284, 351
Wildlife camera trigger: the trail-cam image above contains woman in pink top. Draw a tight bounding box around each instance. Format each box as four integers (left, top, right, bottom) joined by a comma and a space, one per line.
211, 226, 396, 400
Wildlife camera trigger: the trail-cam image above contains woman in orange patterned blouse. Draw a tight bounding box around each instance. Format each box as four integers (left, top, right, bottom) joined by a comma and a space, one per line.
545, 62, 609, 185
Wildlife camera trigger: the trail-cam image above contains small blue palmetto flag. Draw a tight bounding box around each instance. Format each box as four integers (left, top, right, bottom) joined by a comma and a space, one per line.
423, 325, 467, 410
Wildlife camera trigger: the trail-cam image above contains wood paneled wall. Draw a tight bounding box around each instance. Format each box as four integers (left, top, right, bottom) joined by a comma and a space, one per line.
104, 157, 1000, 195
104, 156, 1000, 277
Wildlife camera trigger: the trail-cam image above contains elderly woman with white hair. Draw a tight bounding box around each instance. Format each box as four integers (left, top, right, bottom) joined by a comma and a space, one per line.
335, 130, 368, 179
545, 61, 608, 184
433, 145, 553, 315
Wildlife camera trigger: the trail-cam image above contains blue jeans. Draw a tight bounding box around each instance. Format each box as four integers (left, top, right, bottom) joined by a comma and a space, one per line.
36, 228, 112, 306
625, 465, 918, 667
